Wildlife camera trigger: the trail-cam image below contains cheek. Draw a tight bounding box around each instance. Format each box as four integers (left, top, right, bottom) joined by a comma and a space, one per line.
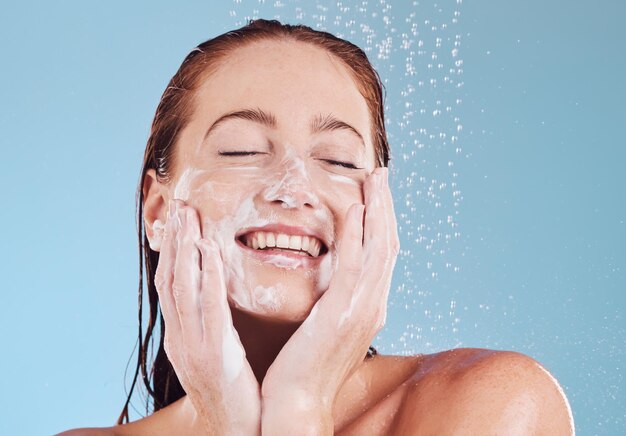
196, 180, 247, 221
326, 173, 364, 201
312, 169, 364, 246
311, 163, 364, 200
178, 168, 266, 223
313, 168, 364, 212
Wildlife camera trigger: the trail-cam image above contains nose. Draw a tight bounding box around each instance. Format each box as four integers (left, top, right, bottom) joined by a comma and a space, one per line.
262, 159, 320, 209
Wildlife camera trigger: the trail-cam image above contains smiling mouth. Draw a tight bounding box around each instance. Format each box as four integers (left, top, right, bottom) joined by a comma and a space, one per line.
237, 231, 329, 258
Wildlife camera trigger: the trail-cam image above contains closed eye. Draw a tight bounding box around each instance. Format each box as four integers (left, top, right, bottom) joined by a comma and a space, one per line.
219, 151, 264, 156
322, 159, 362, 170
219, 153, 360, 169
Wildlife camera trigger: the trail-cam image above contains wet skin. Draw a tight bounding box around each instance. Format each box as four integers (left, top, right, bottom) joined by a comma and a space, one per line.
58, 39, 574, 435
151, 164, 398, 434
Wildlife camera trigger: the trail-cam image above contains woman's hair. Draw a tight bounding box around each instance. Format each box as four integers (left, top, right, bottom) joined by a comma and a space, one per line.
118, 18, 389, 424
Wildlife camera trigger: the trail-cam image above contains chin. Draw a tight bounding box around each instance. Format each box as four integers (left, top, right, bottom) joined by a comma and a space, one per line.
226, 267, 326, 324
222, 246, 329, 303
228, 293, 318, 325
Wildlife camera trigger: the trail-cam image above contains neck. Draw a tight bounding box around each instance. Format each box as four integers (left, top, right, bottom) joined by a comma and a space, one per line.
230, 305, 302, 384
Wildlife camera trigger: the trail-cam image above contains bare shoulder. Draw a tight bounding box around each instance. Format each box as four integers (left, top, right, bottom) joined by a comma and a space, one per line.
56, 416, 155, 436
391, 348, 574, 435
55, 427, 118, 436
56, 422, 152, 436
55, 397, 196, 436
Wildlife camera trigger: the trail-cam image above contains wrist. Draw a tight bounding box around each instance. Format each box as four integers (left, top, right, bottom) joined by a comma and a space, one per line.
186, 395, 261, 436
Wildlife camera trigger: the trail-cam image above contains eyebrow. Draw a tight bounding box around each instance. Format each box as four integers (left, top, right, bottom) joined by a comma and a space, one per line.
203, 107, 365, 148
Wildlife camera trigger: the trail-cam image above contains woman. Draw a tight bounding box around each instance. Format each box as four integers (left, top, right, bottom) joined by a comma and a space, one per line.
61, 19, 573, 435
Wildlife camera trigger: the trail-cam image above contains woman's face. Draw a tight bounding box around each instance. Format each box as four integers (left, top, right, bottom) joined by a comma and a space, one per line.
164, 39, 376, 322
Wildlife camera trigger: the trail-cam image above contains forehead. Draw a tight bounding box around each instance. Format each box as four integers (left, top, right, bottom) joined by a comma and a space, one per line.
185, 39, 375, 159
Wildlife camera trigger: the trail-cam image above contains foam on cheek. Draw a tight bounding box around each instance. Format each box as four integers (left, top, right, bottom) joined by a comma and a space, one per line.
328, 173, 360, 187
199, 171, 267, 207
170, 165, 255, 310
173, 167, 207, 201
314, 207, 331, 223
203, 195, 275, 312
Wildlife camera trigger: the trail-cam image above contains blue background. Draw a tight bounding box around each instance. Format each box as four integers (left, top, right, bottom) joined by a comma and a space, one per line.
1, 1, 624, 434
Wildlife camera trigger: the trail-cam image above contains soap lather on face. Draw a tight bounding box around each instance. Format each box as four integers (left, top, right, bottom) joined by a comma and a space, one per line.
154, 39, 378, 323
261, 150, 321, 210
168, 150, 338, 319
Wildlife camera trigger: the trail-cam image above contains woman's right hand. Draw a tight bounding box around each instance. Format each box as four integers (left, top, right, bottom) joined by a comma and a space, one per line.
154, 199, 262, 435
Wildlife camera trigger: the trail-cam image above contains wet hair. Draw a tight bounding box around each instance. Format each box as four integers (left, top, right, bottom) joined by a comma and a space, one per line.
118, 18, 389, 424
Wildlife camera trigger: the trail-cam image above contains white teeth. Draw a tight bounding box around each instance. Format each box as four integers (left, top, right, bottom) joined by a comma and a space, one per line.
276, 233, 290, 248
266, 232, 276, 247
258, 232, 266, 249
289, 235, 302, 250
310, 239, 320, 257
243, 231, 324, 258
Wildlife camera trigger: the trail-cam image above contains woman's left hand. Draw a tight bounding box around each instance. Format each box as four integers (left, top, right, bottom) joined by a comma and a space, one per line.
261, 167, 400, 434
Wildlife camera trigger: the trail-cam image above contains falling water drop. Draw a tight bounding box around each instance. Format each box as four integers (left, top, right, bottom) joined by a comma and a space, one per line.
228, 0, 467, 355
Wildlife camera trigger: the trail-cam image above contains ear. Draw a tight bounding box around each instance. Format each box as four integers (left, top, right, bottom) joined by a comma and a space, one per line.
143, 169, 169, 252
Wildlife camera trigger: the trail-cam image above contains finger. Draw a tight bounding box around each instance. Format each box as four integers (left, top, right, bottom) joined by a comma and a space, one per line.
380, 167, 400, 257
361, 169, 385, 283
172, 200, 203, 344
377, 169, 399, 328
375, 167, 400, 290
327, 203, 365, 306
197, 238, 250, 384
154, 200, 183, 341
362, 167, 398, 326
362, 168, 397, 286
197, 238, 230, 342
